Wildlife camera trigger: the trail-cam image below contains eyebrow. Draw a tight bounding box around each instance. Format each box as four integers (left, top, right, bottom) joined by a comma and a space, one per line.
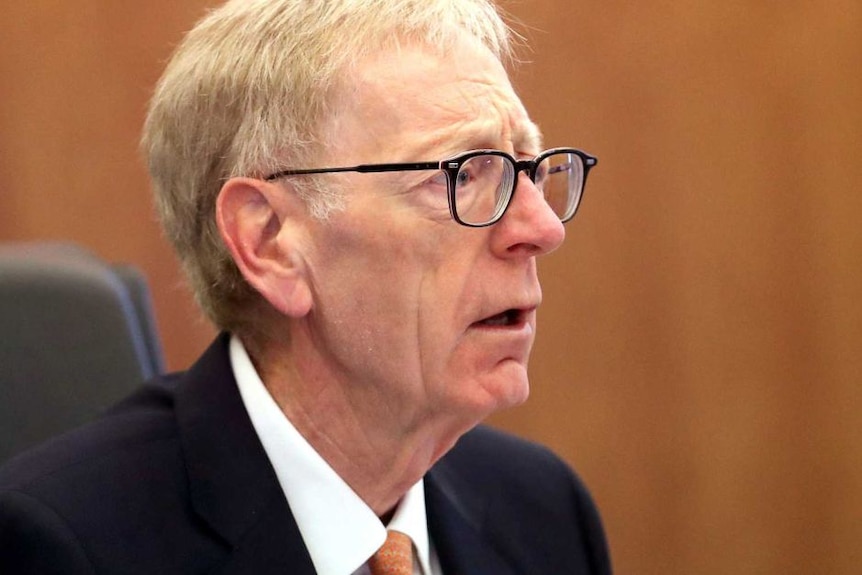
418, 118, 544, 161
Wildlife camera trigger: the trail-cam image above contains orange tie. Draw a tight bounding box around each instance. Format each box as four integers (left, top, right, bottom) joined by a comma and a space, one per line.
368, 530, 413, 575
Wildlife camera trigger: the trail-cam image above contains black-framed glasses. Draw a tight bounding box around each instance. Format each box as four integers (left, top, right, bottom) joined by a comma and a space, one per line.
264, 147, 597, 227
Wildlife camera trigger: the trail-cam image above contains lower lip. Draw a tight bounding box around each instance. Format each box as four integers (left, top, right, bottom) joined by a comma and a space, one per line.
469, 312, 535, 339
467, 318, 535, 364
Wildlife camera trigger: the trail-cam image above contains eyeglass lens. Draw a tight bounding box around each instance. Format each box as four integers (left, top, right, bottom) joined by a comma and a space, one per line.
452, 155, 511, 226
539, 151, 584, 222
453, 151, 583, 226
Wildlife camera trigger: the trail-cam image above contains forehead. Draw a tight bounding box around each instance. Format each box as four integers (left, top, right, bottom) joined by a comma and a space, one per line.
326, 37, 541, 162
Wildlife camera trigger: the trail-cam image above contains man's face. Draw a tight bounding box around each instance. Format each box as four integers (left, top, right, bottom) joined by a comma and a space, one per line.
291, 36, 566, 434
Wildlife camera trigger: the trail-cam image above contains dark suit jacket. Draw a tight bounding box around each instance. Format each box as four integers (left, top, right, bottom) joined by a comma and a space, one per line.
0, 334, 611, 574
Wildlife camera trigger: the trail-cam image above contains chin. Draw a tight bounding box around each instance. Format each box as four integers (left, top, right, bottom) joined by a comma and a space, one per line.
498, 377, 531, 410
476, 361, 531, 414
436, 360, 531, 426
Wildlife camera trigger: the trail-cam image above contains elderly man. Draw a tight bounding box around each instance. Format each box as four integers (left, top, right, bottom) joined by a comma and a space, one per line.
0, 0, 609, 573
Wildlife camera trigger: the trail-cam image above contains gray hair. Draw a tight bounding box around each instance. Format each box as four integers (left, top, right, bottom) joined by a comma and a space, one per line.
142, 0, 516, 338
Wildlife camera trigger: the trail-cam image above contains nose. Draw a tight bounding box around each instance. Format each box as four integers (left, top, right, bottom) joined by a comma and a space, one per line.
489, 172, 566, 258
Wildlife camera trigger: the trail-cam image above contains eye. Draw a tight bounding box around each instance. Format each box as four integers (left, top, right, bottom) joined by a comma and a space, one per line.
456, 156, 495, 189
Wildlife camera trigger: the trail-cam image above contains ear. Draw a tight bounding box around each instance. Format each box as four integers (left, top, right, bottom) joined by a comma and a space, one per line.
216, 177, 312, 318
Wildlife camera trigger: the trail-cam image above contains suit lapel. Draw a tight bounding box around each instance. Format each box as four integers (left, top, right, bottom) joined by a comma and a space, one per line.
210, 503, 316, 575
174, 334, 316, 575
425, 460, 517, 575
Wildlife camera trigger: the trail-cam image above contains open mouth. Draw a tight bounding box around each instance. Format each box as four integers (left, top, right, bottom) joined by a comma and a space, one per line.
474, 308, 526, 328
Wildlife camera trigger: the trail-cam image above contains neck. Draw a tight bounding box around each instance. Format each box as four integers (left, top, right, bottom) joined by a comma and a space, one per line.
247, 335, 464, 517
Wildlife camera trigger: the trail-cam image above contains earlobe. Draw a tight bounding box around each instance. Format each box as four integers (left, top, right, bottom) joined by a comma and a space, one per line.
216, 177, 313, 318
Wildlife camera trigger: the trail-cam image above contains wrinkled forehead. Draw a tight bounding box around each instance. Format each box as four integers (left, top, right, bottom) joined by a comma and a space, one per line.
326, 36, 541, 161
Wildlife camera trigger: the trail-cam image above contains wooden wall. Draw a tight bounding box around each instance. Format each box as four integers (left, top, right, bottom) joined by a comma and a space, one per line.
2, 2, 860, 573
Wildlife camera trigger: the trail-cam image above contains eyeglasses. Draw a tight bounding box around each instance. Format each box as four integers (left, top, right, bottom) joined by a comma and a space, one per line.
264, 147, 597, 227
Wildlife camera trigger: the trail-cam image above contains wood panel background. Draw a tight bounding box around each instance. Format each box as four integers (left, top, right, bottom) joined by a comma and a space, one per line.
2, 2, 859, 573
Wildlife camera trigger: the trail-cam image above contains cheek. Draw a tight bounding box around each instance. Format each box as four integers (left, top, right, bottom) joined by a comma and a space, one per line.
309, 213, 434, 344
412, 247, 493, 377
315, 207, 463, 303
308, 203, 491, 381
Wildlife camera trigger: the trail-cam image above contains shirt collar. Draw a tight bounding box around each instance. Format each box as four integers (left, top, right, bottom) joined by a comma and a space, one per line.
230, 335, 432, 575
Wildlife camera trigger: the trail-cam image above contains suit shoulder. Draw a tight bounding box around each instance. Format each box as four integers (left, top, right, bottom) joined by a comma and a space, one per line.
434, 425, 612, 574
0, 489, 97, 574
439, 424, 603, 523
447, 425, 576, 483
0, 374, 181, 493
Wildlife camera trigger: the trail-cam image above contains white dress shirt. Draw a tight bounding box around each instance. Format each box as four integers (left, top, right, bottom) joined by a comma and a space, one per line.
230, 336, 442, 575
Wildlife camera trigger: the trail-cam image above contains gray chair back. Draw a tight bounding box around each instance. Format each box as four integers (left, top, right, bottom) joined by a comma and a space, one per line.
0, 242, 165, 462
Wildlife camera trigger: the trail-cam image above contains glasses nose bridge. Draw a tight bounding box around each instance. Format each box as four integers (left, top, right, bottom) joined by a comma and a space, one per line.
512, 157, 538, 184
502, 155, 549, 217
